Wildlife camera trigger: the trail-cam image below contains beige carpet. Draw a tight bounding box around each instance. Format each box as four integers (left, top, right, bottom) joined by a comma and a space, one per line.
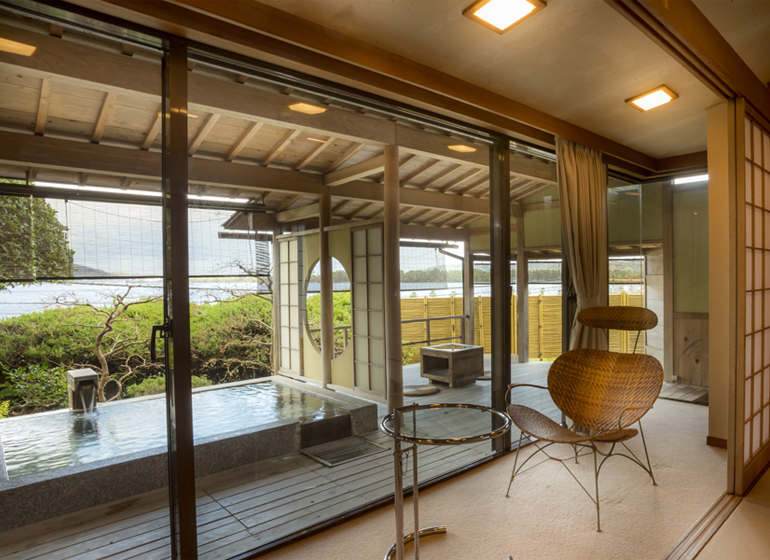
261, 400, 725, 560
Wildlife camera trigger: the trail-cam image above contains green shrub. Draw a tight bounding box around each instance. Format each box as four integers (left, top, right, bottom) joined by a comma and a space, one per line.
0, 400, 9, 419
1, 364, 68, 411
124, 375, 212, 399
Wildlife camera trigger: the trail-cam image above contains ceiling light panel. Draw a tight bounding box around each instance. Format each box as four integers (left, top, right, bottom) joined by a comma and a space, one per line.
0, 37, 36, 56
289, 102, 327, 115
463, 0, 546, 34
626, 86, 678, 112
448, 144, 477, 153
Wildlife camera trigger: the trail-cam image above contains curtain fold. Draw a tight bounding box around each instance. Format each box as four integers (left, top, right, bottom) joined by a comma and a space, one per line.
556, 137, 609, 350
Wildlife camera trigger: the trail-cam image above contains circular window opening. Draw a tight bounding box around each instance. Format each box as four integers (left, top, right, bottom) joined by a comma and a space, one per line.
306, 258, 351, 359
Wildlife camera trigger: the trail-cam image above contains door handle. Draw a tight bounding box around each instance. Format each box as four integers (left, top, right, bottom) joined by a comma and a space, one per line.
150, 322, 170, 362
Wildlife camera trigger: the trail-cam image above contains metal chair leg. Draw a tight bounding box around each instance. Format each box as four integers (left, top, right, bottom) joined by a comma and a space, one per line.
506, 431, 524, 498
593, 445, 601, 532
638, 420, 657, 486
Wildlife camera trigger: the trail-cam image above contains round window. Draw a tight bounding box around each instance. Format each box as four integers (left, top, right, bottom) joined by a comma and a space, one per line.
305, 258, 351, 358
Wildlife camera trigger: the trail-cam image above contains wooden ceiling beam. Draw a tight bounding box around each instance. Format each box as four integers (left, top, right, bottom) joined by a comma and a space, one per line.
439, 168, 483, 193
34, 78, 53, 136
132, 0, 660, 170
454, 214, 482, 228
142, 111, 162, 151
263, 128, 301, 166
226, 120, 263, 162
275, 194, 302, 212
276, 202, 320, 223
420, 163, 461, 190
188, 113, 221, 155
49, 24, 63, 38
0, 24, 566, 181
457, 175, 489, 196
324, 153, 386, 187
326, 142, 365, 172
424, 211, 450, 226
406, 208, 432, 224
0, 129, 490, 214
296, 135, 336, 170
511, 181, 549, 202
331, 199, 352, 214
91, 91, 117, 144
345, 202, 372, 220
401, 159, 440, 185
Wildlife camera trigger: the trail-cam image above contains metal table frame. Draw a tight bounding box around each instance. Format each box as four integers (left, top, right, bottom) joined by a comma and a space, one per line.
380, 402, 511, 560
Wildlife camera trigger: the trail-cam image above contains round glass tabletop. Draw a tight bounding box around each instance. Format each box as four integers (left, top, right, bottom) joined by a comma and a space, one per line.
380, 403, 511, 446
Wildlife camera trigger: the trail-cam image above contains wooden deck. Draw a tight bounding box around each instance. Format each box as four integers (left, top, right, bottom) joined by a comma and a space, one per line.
0, 359, 553, 560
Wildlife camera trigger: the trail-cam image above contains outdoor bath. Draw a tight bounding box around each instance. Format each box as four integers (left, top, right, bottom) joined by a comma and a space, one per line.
0, 375, 377, 531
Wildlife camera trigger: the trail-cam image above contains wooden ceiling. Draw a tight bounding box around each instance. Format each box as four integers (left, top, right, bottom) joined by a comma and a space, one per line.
0, 17, 558, 237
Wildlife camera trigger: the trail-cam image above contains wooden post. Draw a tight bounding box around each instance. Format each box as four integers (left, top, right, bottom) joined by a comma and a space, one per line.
462, 234, 475, 345
516, 217, 529, 363
538, 294, 544, 360
319, 193, 333, 389
271, 225, 281, 376
384, 145, 403, 412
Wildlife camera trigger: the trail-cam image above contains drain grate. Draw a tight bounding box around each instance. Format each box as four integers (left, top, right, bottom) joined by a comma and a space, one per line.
302, 437, 388, 467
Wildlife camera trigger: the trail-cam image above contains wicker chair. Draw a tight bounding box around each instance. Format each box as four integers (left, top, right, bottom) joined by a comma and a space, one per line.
505, 307, 662, 531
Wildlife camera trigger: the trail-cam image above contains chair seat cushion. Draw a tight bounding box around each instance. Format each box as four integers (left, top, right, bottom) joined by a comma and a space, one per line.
508, 404, 638, 444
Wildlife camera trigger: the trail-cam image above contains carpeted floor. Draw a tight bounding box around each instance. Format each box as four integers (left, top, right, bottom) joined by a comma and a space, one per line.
260, 399, 726, 560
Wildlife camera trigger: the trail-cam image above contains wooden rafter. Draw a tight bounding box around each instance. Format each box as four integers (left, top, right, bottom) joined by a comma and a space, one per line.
457, 175, 489, 196
276, 194, 301, 211
141, 112, 162, 151
436, 212, 462, 227
511, 181, 549, 202
188, 113, 221, 155
326, 142, 364, 172
401, 159, 440, 185
263, 128, 300, 166
369, 206, 385, 219
226, 121, 263, 162
345, 202, 372, 220
34, 78, 53, 136
324, 153, 386, 187
296, 136, 336, 170
420, 163, 462, 190
91, 91, 117, 144
399, 206, 414, 217
424, 211, 451, 226
407, 208, 432, 224
78, 172, 88, 186
331, 199, 352, 214
49, 24, 63, 38
258, 190, 271, 205
439, 168, 482, 193
26, 168, 37, 185
120, 176, 132, 189
121, 44, 136, 57
455, 214, 483, 228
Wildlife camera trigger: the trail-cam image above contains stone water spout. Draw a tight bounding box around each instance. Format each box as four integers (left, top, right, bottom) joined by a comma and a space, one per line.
67, 368, 99, 413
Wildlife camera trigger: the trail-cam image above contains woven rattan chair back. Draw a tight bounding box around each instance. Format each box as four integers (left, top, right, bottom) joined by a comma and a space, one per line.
577, 306, 658, 332
548, 348, 664, 432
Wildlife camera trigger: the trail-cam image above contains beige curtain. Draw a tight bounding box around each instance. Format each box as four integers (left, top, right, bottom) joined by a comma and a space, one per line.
556, 137, 609, 350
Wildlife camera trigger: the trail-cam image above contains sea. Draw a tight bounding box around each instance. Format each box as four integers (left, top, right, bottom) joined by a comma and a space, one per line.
0, 280, 641, 320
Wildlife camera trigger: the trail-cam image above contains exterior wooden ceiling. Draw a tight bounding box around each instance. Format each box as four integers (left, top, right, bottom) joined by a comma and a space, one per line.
0, 17, 557, 235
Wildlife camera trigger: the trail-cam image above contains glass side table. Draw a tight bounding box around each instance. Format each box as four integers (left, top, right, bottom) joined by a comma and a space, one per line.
380, 403, 511, 560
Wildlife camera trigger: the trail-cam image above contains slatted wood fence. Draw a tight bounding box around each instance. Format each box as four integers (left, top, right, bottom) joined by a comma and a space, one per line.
401, 292, 644, 362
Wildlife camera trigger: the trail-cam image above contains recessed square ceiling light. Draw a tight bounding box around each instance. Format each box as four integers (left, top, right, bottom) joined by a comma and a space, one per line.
463, 0, 545, 34
626, 86, 678, 112
289, 102, 327, 115
448, 144, 477, 153
0, 37, 36, 56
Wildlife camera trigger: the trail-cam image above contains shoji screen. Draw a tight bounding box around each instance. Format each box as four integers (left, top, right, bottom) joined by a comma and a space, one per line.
738, 109, 770, 493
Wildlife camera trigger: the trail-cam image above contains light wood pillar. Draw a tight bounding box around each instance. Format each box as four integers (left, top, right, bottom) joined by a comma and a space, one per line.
662, 182, 675, 383
463, 232, 475, 345
516, 218, 529, 363
384, 145, 403, 412
319, 193, 333, 389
